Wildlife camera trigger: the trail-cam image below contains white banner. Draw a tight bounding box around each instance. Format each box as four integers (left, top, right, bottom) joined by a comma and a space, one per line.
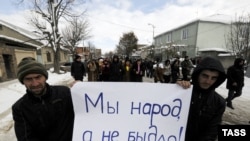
71, 82, 192, 141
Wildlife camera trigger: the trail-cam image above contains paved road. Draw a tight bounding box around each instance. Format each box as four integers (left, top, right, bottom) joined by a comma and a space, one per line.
142, 76, 154, 83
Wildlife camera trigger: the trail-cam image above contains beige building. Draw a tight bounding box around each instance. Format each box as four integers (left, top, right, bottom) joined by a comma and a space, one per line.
0, 20, 42, 82
0, 20, 69, 82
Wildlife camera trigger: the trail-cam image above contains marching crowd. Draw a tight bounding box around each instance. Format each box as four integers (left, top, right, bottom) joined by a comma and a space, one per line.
72, 54, 245, 110
71, 54, 197, 84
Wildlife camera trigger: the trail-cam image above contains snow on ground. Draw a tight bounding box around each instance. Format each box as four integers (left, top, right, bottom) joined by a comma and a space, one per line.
217, 77, 250, 125
0, 71, 249, 141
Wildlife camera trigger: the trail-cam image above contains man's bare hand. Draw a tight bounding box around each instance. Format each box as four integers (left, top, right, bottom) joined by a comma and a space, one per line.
176, 80, 191, 89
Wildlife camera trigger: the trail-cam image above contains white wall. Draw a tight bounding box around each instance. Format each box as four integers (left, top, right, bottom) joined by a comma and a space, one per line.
196, 22, 230, 51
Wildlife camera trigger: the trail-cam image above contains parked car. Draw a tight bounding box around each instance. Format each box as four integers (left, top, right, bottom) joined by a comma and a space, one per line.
60, 62, 72, 72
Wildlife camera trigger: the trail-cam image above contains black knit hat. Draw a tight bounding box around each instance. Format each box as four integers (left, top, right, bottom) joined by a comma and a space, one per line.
17, 57, 48, 84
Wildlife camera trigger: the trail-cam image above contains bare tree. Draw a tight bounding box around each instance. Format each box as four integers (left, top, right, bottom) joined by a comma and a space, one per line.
16, 0, 87, 73
228, 14, 250, 64
61, 17, 91, 59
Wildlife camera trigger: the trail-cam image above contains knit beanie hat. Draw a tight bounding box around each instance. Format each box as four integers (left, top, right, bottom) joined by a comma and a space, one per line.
17, 57, 48, 84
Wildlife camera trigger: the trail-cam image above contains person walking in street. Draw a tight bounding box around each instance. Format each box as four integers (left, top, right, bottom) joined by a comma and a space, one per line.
153, 58, 164, 83
132, 59, 145, 82
145, 59, 154, 78
97, 59, 104, 81
181, 56, 193, 81
71, 55, 86, 81
87, 60, 97, 81
163, 59, 172, 83
101, 58, 111, 81
123, 59, 132, 82
171, 58, 180, 83
12, 57, 75, 141
177, 56, 227, 141
225, 58, 245, 109
109, 55, 124, 81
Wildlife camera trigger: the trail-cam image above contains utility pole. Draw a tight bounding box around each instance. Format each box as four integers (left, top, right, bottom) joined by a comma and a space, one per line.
148, 23, 155, 44
148, 23, 155, 59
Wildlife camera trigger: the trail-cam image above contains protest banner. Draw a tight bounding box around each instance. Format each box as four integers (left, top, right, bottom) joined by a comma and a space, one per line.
71, 82, 192, 141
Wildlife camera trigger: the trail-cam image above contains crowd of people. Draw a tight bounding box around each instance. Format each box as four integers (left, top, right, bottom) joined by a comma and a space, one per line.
11, 55, 246, 141
71, 54, 197, 83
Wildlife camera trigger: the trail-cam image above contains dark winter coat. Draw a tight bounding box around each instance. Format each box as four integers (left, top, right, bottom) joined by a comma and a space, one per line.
109, 55, 124, 81
185, 57, 227, 141
171, 60, 180, 83
226, 58, 245, 90
123, 64, 132, 82
181, 59, 192, 76
101, 61, 111, 81
12, 84, 75, 141
131, 61, 145, 82
71, 60, 86, 81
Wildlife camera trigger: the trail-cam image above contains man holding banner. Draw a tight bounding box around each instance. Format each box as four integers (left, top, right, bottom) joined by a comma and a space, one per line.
177, 56, 227, 141
70, 56, 226, 141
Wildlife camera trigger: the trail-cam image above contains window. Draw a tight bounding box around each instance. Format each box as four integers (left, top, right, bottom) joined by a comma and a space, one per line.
182, 28, 188, 40
166, 33, 172, 43
46, 51, 52, 62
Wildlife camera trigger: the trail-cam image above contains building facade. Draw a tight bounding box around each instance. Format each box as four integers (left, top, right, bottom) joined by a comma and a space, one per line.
154, 14, 232, 61
0, 20, 69, 82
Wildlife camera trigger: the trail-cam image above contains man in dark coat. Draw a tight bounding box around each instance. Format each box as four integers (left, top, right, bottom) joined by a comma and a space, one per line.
12, 57, 75, 141
132, 58, 145, 82
71, 55, 86, 81
109, 55, 124, 81
181, 56, 193, 81
177, 56, 227, 141
225, 58, 245, 109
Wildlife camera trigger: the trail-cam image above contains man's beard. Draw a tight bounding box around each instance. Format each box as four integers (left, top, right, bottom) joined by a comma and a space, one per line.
29, 85, 46, 96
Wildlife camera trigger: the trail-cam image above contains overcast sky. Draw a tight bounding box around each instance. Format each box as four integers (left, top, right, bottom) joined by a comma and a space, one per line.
1, 0, 250, 53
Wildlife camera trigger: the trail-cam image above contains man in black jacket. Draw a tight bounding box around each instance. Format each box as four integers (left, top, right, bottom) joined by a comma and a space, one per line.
181, 56, 193, 81
71, 55, 86, 81
109, 55, 124, 81
177, 56, 227, 141
12, 57, 75, 141
225, 58, 245, 109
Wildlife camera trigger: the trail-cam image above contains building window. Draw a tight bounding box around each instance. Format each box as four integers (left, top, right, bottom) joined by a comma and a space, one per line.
182, 28, 188, 40
46, 52, 52, 62
160, 37, 163, 45
166, 33, 172, 43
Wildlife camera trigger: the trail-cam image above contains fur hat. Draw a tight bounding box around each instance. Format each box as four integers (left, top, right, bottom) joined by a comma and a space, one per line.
17, 57, 48, 84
